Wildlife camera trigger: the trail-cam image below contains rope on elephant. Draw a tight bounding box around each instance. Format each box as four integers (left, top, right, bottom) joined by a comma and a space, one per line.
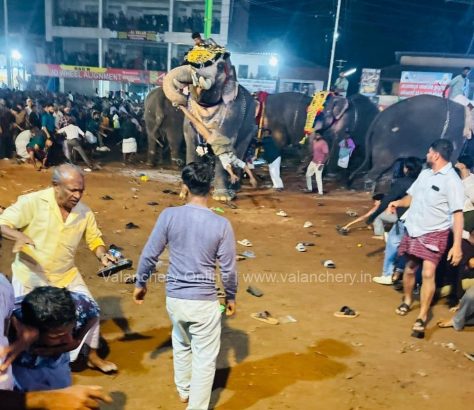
302, 91, 333, 139
184, 45, 229, 68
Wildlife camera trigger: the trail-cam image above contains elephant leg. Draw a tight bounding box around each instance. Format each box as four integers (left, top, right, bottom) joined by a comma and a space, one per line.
147, 131, 158, 166
212, 160, 235, 202
168, 129, 185, 168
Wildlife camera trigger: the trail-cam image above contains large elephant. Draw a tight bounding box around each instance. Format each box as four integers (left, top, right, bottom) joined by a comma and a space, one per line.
144, 87, 184, 166
162, 51, 256, 201
260, 92, 378, 175
350, 94, 468, 189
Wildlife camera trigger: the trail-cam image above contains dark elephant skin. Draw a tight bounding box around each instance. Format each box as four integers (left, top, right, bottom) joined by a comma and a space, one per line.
162, 56, 257, 200
144, 87, 184, 166
350, 95, 466, 186
262, 93, 378, 174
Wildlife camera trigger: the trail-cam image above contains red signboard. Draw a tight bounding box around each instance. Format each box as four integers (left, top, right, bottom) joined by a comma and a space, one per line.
34, 64, 165, 85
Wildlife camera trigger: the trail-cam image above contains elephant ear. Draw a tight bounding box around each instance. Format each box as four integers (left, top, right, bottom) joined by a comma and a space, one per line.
332, 96, 349, 120
222, 61, 239, 105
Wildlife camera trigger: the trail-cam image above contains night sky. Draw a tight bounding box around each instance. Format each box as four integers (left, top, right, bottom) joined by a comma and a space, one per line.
248, 0, 474, 69
2, 0, 474, 70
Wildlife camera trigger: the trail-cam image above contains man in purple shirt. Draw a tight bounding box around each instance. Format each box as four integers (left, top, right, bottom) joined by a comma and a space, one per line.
133, 161, 237, 410
306, 132, 329, 195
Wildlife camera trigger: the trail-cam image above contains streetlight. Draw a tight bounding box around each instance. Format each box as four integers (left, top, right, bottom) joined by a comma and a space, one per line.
269, 55, 278, 67
11, 49, 21, 61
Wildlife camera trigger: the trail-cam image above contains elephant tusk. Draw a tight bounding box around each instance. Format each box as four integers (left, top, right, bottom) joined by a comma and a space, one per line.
154, 138, 164, 148
198, 77, 213, 90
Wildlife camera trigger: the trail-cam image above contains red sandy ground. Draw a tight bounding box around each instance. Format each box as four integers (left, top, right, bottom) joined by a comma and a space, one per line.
0, 161, 472, 410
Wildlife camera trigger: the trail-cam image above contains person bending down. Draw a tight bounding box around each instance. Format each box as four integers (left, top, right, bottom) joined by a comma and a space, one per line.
177, 105, 258, 188
337, 194, 384, 235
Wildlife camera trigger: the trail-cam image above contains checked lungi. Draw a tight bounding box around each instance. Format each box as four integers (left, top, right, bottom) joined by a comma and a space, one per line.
398, 229, 450, 265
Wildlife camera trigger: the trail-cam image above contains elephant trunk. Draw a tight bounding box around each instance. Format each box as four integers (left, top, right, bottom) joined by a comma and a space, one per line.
163, 65, 193, 106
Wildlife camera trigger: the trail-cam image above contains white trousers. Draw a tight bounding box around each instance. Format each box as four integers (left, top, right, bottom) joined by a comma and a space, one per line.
12, 273, 100, 361
166, 297, 222, 410
268, 156, 284, 188
306, 161, 324, 194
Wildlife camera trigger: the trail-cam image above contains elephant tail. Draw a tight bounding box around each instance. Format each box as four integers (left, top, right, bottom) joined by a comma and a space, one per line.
348, 114, 378, 182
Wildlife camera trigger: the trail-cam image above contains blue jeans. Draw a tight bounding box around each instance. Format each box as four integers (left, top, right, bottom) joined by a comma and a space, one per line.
382, 220, 405, 276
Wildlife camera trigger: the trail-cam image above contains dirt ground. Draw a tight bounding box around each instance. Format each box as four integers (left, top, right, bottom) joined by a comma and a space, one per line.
0, 160, 472, 410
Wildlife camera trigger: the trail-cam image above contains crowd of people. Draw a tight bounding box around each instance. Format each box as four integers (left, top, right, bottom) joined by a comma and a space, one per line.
0, 89, 146, 170
54, 9, 220, 35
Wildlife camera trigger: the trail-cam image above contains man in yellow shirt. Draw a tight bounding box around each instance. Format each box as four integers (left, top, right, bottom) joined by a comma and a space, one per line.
0, 164, 117, 373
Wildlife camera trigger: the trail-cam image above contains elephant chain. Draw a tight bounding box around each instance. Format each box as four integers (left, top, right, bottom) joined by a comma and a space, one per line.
440, 98, 450, 139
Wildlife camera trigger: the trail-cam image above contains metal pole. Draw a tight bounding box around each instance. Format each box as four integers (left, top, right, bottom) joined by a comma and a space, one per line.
98, 0, 104, 96
204, 0, 213, 38
4, 0, 11, 88
327, 0, 342, 91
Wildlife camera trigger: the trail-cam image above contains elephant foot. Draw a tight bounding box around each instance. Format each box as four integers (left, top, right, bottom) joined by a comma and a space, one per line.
212, 188, 236, 202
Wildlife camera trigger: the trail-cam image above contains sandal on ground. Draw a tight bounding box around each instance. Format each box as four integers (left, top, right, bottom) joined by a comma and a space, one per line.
322, 259, 336, 269
295, 243, 307, 252
237, 239, 253, 247
303, 221, 313, 228
276, 210, 288, 217
334, 305, 359, 318
411, 318, 426, 339
247, 285, 264, 297
395, 302, 411, 316
251, 311, 279, 325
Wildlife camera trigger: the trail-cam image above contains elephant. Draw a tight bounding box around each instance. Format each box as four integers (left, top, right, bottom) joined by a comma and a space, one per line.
162, 50, 257, 201
350, 94, 468, 190
259, 92, 378, 175
144, 87, 184, 166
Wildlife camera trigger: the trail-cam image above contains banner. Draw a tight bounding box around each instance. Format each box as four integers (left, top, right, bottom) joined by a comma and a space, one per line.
399, 71, 452, 97
238, 78, 277, 93
116, 30, 159, 42
359, 68, 381, 96
34, 64, 165, 85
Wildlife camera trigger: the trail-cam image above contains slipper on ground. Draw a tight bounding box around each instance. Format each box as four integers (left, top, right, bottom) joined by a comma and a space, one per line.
295, 243, 306, 252
237, 239, 253, 247
251, 311, 279, 325
334, 306, 359, 318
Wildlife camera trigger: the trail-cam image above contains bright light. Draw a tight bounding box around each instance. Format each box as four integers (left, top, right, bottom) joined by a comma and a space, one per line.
11, 50, 22, 61
334, 32, 340, 40
269, 55, 279, 67
342, 68, 357, 77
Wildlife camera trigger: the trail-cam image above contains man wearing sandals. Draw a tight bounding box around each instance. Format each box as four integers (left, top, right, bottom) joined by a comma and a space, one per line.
133, 161, 237, 410
388, 139, 464, 337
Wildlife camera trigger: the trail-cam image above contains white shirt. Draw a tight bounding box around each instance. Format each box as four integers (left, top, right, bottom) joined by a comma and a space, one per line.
57, 124, 84, 141
405, 162, 465, 237
15, 130, 32, 160
462, 173, 474, 212
0, 274, 14, 390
